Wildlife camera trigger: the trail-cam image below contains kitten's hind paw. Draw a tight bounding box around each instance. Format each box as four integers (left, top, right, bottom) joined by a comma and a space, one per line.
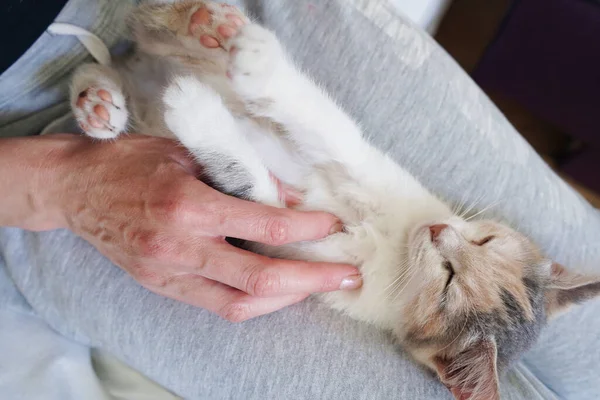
187, 2, 248, 49
227, 24, 284, 100
74, 87, 128, 139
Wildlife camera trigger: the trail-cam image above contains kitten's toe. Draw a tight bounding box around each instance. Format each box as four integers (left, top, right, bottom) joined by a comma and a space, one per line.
270, 172, 304, 207
74, 87, 128, 139
227, 24, 283, 99
187, 2, 248, 49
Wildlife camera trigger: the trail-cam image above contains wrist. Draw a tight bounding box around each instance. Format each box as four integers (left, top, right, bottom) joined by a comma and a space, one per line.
0, 134, 87, 231
36, 134, 91, 231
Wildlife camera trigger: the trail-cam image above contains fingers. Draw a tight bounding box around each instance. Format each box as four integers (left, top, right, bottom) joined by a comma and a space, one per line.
176, 241, 362, 297
159, 148, 343, 246
199, 193, 343, 245
147, 273, 308, 322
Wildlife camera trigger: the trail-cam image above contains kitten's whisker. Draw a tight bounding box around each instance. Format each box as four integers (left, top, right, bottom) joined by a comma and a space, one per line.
459, 192, 485, 219
385, 261, 415, 299
458, 190, 475, 216
392, 267, 418, 301
465, 200, 501, 222
459, 192, 482, 218
456, 193, 474, 218
384, 266, 413, 295
384, 266, 412, 293
397, 245, 419, 250
451, 191, 469, 216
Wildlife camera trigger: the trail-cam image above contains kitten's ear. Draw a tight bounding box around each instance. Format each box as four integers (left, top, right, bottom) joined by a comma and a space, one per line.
545, 263, 600, 318
434, 338, 500, 400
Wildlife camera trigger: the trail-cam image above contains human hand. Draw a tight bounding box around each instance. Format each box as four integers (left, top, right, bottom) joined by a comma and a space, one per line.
47, 134, 360, 321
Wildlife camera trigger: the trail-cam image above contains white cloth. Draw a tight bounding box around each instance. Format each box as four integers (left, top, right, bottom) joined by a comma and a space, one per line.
48, 22, 112, 66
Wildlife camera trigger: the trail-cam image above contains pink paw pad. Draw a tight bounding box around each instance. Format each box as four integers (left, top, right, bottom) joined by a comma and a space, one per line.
78, 90, 109, 129
226, 14, 245, 27
97, 89, 113, 103
89, 104, 110, 128
75, 87, 125, 136
76, 89, 89, 108
187, 3, 248, 49
189, 8, 212, 35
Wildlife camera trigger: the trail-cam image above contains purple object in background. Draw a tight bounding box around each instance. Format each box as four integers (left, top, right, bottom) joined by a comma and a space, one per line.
472, 0, 600, 193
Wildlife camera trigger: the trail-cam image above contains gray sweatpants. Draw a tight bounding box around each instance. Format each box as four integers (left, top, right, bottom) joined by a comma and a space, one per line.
1, 0, 600, 399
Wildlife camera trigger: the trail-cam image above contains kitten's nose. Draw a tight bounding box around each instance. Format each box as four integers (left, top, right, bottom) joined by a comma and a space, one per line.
429, 224, 448, 241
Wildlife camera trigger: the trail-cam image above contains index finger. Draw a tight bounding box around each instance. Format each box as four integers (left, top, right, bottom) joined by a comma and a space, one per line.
201, 193, 343, 246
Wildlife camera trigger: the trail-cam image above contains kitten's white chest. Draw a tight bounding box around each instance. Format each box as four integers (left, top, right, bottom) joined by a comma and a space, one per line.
315, 220, 408, 330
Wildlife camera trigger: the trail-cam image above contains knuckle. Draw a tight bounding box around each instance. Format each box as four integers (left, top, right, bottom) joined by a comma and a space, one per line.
220, 302, 251, 323
245, 266, 282, 297
262, 216, 290, 246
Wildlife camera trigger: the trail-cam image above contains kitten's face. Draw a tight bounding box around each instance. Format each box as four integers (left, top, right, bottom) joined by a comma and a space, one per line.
400, 217, 547, 370
395, 216, 600, 399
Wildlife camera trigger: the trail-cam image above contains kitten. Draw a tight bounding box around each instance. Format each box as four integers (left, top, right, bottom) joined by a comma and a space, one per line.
70, 2, 600, 399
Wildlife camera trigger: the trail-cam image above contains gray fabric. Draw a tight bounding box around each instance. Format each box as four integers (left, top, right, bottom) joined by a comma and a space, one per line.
1, 0, 600, 399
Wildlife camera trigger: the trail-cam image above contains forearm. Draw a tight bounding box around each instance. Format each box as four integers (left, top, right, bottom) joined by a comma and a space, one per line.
0, 134, 79, 230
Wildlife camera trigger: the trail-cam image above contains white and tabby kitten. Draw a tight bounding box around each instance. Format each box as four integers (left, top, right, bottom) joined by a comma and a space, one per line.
69, 2, 600, 399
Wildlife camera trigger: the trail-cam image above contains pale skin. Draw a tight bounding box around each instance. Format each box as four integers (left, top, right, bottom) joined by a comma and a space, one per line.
0, 134, 362, 322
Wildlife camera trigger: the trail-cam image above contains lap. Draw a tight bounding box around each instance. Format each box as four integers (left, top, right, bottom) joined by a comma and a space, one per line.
0, 228, 445, 399
0, 227, 564, 399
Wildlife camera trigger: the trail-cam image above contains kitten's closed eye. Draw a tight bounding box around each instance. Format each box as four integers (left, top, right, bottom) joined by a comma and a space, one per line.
473, 235, 495, 246
443, 261, 454, 287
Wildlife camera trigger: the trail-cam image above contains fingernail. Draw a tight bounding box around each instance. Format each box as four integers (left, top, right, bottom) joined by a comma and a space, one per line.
339, 274, 363, 290
329, 221, 343, 235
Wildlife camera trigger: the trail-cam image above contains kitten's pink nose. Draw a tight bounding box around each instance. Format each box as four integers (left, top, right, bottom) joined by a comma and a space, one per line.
429, 224, 448, 241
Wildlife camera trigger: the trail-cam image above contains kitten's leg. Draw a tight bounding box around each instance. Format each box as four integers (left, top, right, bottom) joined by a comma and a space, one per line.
71, 63, 129, 139
227, 25, 369, 168
163, 76, 281, 207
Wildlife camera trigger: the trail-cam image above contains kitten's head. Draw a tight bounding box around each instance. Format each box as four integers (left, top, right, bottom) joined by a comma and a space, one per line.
398, 217, 600, 400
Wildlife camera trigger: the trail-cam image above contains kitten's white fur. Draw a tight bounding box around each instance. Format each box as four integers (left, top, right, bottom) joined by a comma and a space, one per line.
162, 24, 454, 332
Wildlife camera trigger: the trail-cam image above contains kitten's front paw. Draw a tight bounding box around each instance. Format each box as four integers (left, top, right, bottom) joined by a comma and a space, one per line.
227, 24, 284, 100
74, 87, 128, 139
